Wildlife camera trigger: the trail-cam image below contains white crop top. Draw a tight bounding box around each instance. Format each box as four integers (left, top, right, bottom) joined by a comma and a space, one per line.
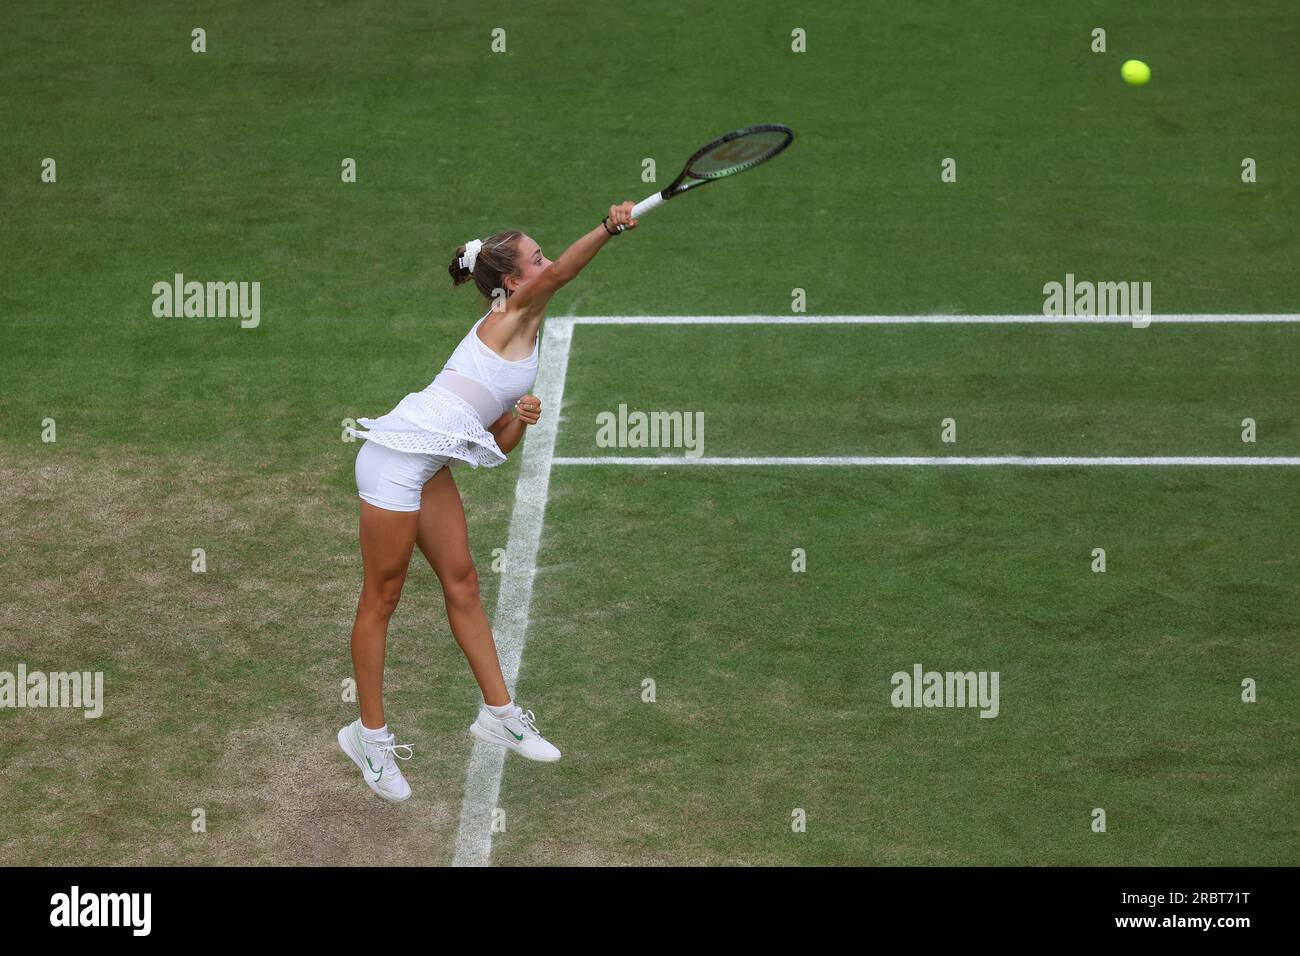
423, 310, 539, 427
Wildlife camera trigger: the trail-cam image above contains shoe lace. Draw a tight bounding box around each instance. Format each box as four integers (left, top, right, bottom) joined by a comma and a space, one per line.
376, 736, 413, 773
517, 709, 540, 737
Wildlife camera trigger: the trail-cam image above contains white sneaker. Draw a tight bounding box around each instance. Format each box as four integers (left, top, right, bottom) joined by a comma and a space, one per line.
337, 720, 414, 802
469, 704, 561, 762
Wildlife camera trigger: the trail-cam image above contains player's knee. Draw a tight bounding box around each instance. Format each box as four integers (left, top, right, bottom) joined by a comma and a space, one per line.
441, 561, 480, 608
362, 576, 405, 620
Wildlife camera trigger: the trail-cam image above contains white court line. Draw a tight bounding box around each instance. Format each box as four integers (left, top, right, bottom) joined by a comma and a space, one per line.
568, 314, 1300, 325
554, 456, 1300, 467
451, 318, 574, 868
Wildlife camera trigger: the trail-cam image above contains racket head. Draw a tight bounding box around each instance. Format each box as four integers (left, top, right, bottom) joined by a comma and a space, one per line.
682, 124, 794, 182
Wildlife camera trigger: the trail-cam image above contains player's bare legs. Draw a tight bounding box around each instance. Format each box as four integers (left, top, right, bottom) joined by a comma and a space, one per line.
416, 466, 559, 762
415, 466, 510, 706
351, 502, 420, 727
337, 501, 420, 802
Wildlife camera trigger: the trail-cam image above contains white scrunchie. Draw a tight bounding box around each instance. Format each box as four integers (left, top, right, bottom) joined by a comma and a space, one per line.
458, 238, 483, 273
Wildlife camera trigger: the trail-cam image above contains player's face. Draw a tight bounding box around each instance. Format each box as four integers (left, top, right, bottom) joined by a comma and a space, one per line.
509, 235, 550, 293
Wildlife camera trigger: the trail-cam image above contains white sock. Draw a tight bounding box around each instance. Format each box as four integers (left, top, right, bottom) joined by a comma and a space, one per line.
485, 700, 514, 718
360, 721, 389, 741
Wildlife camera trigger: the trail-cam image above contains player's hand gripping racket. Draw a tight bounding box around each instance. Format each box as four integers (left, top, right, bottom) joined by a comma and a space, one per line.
620, 124, 794, 230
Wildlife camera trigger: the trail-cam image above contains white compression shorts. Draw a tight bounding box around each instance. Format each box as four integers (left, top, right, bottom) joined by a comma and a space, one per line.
354, 439, 449, 512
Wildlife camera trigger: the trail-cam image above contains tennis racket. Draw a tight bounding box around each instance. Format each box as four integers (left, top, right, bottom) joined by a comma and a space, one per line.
622, 124, 794, 228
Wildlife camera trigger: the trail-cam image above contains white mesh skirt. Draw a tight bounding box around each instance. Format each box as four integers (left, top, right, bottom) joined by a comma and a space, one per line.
348, 386, 508, 469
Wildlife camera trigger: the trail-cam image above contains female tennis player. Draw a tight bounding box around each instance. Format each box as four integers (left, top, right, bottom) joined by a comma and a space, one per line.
337, 201, 638, 801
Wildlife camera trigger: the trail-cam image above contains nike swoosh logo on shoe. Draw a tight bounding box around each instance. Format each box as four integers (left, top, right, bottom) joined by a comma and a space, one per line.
366, 756, 383, 781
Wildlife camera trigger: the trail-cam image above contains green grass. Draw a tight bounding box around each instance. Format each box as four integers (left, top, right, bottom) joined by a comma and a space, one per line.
504, 463, 1298, 865
556, 324, 1300, 456
0, 0, 1297, 866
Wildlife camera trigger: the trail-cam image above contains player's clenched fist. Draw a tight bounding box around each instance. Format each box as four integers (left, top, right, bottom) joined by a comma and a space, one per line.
606, 201, 638, 232
514, 394, 542, 424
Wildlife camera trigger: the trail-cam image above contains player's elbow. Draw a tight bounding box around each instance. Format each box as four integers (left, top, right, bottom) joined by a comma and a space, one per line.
546, 263, 576, 286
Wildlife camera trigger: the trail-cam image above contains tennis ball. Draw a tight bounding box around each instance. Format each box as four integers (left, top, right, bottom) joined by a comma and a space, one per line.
1121, 59, 1151, 86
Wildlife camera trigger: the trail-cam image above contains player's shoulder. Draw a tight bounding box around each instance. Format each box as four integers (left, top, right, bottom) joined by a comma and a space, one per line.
476, 305, 536, 350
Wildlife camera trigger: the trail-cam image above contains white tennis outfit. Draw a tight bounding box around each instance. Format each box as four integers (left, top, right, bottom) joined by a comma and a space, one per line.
350, 309, 539, 511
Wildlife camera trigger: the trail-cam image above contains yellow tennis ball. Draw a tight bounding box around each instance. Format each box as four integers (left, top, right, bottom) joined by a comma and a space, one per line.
1121, 59, 1151, 86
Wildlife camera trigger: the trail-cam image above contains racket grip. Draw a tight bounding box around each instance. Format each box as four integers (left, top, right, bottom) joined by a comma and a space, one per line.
630, 191, 665, 221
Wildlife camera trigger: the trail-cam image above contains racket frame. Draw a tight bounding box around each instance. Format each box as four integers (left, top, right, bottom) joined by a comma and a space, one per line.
627, 123, 794, 225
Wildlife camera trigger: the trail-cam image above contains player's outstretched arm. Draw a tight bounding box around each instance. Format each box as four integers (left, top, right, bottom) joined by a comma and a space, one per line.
511, 202, 637, 319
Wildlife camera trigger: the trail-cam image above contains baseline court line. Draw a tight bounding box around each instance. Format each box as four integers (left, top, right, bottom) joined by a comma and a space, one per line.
451, 318, 574, 867
567, 314, 1300, 325
553, 456, 1300, 467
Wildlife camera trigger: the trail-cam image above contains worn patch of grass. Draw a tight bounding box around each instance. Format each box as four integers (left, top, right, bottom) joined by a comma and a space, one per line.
0, 446, 515, 865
